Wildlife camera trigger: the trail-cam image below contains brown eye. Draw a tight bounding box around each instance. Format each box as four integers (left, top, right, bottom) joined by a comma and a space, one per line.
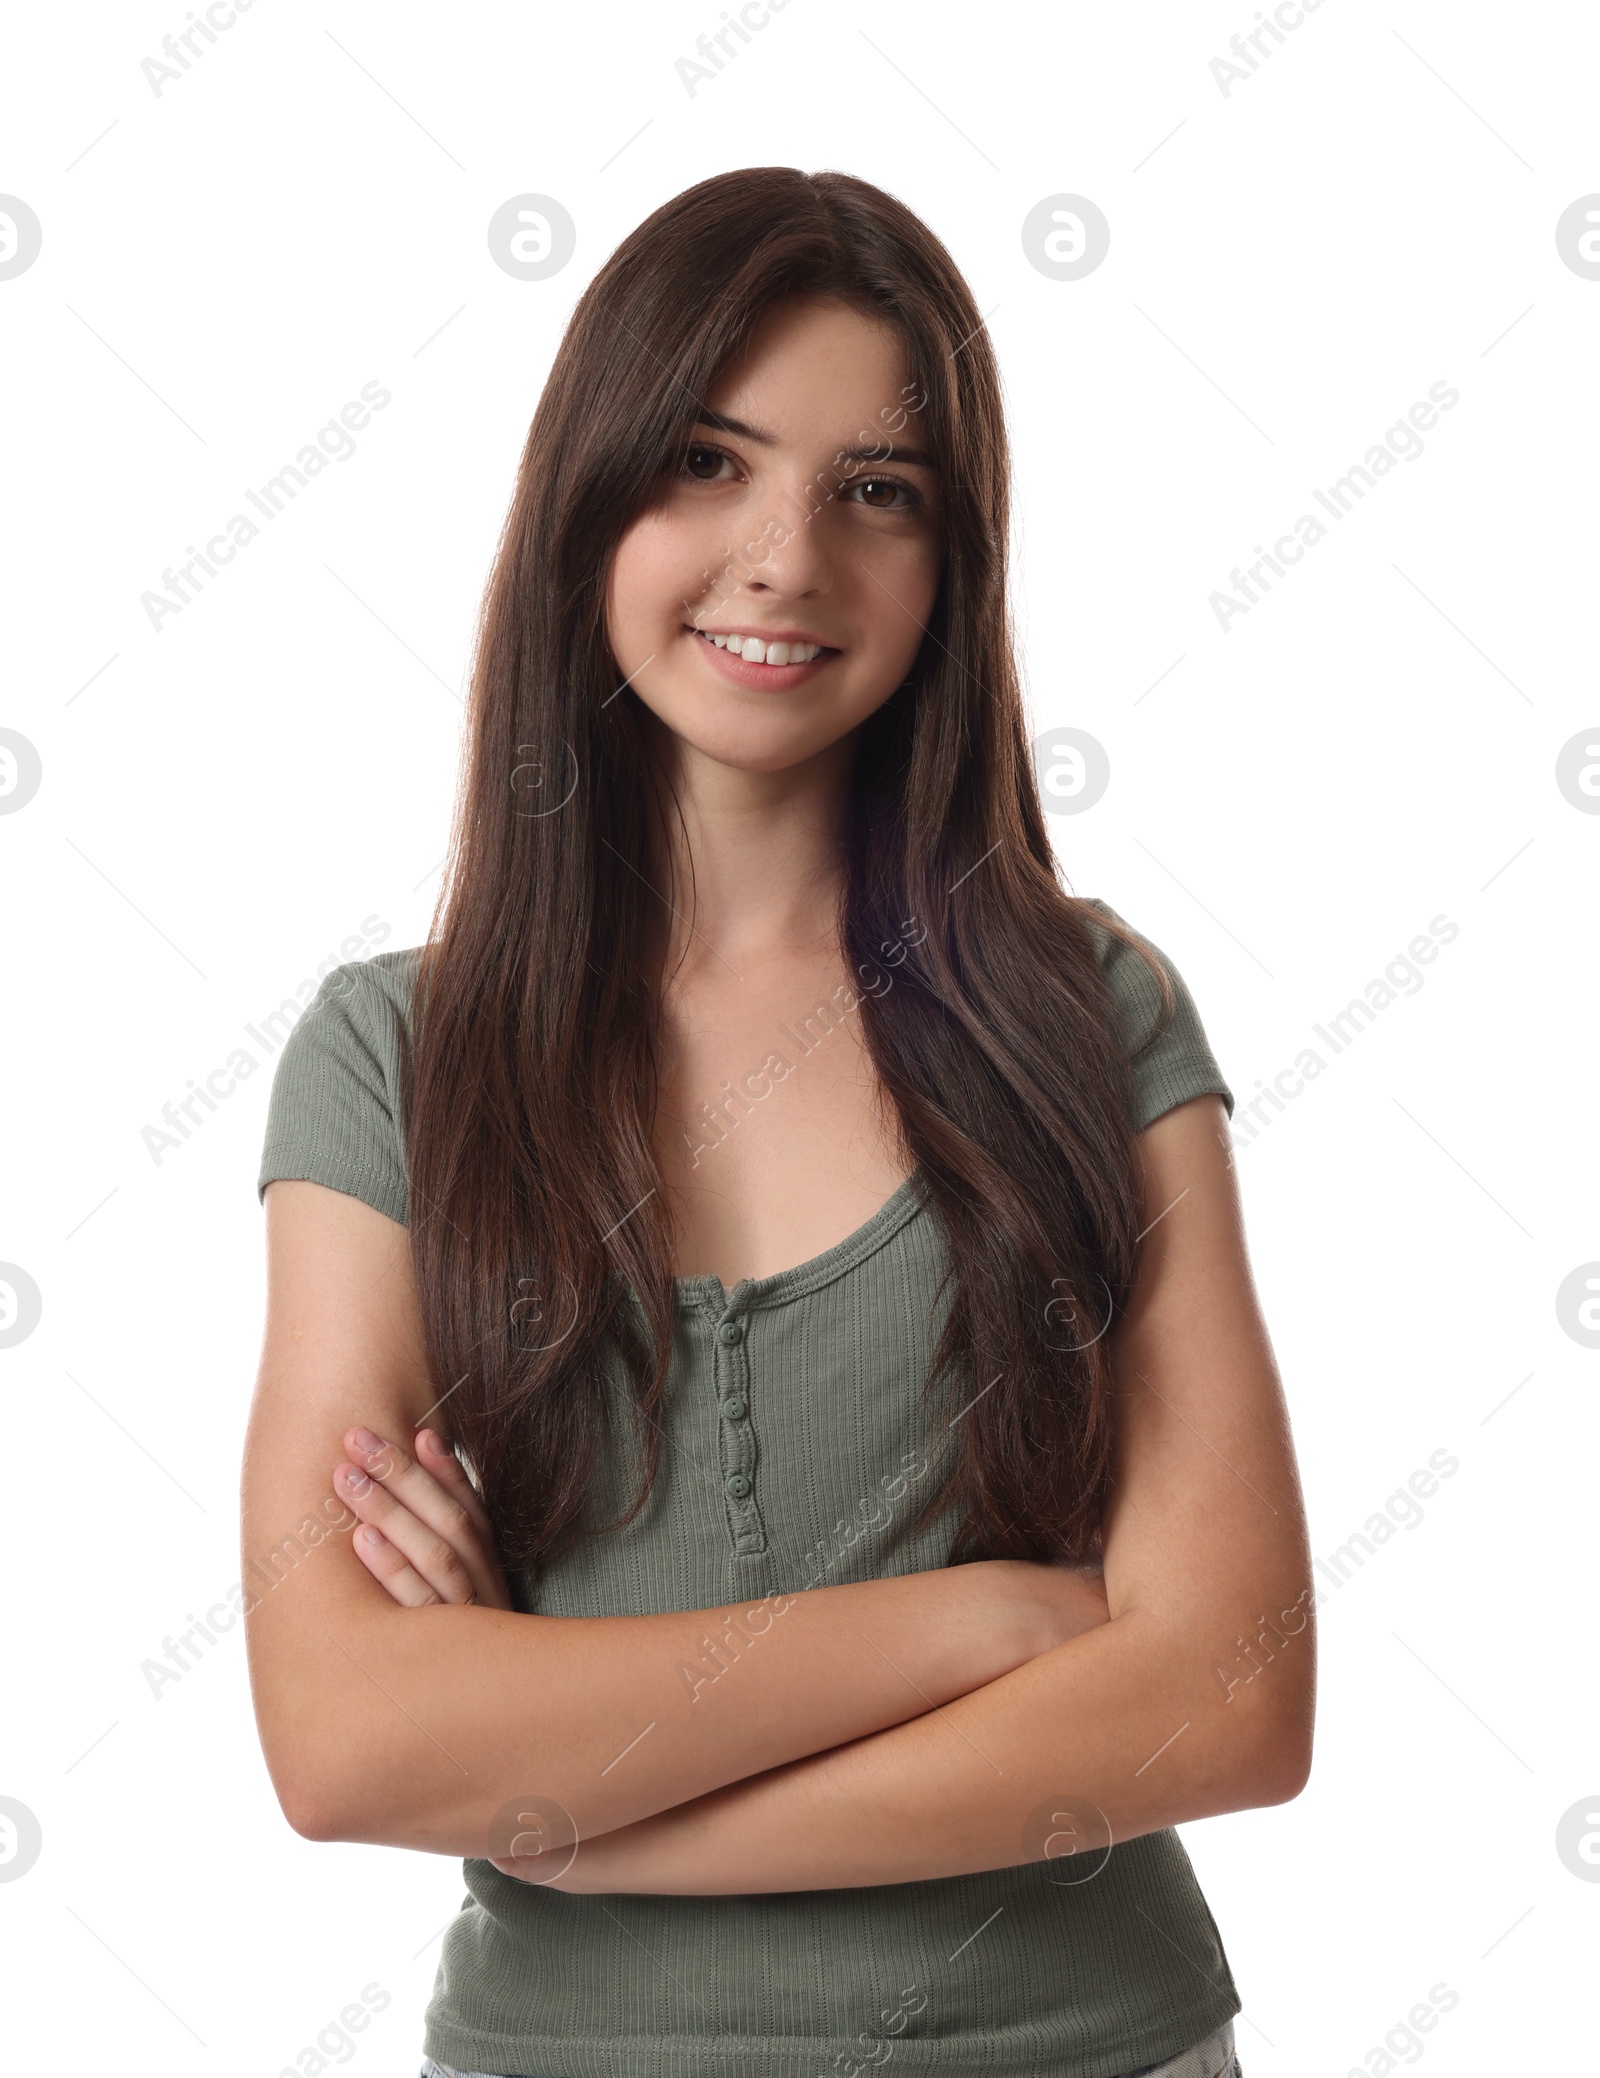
847, 475, 923, 514
682, 444, 729, 481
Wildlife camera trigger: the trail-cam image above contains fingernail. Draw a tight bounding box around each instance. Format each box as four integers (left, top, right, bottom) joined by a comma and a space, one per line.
338, 1464, 371, 1494
359, 1525, 383, 1548
354, 1427, 387, 1455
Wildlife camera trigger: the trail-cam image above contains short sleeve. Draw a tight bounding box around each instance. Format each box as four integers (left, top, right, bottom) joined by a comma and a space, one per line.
256, 960, 410, 1225
1081, 899, 1235, 1134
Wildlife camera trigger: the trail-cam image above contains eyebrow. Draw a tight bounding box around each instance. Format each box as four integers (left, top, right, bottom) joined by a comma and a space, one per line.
692, 409, 938, 472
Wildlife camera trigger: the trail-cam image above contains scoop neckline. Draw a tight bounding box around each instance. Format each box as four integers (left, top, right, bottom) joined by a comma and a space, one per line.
671, 1166, 929, 1315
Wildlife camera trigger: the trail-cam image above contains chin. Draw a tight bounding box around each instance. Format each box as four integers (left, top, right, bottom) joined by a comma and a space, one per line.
634, 678, 854, 772
679, 720, 841, 774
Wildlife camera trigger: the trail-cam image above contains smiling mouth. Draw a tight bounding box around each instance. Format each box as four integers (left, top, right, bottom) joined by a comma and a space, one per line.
685, 626, 838, 669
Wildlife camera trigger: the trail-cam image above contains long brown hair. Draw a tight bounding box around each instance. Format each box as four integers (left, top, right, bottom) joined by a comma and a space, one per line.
402, 167, 1175, 1578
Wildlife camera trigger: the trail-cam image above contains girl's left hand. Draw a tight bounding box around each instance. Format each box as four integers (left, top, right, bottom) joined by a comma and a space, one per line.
332, 1426, 516, 1611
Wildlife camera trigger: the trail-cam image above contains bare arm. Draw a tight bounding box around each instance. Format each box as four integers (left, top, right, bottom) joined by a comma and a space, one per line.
241, 1178, 1108, 1854
500, 1095, 1317, 1893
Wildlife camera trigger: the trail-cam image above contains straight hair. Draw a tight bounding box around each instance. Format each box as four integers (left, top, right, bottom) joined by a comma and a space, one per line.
401, 167, 1176, 1579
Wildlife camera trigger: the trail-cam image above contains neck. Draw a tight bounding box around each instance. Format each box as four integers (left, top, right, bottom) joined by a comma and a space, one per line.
643, 721, 857, 976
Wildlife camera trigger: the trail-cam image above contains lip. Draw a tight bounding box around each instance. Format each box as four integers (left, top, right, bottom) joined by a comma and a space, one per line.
684, 625, 838, 692
691, 623, 837, 648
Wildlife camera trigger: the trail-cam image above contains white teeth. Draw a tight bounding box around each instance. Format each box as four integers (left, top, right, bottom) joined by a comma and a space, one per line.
696, 630, 825, 666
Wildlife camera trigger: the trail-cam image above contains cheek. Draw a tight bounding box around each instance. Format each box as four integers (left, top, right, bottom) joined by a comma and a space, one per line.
609, 514, 714, 648
879, 550, 941, 662
870, 527, 941, 611
608, 528, 661, 616
606, 509, 723, 664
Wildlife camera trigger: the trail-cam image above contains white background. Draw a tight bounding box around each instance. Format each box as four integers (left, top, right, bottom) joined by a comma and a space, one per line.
2, 0, 1596, 2071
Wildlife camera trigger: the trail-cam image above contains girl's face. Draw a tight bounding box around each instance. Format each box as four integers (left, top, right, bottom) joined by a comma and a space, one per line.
605, 295, 943, 777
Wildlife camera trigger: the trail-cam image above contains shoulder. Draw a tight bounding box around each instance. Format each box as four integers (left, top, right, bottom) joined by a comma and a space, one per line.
1071, 896, 1237, 1135
338, 945, 423, 1036
282, 946, 421, 1085
256, 947, 424, 1225
1074, 895, 1173, 1003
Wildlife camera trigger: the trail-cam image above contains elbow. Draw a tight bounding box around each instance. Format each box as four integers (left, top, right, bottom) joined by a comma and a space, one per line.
1210, 1606, 1316, 1810
1252, 1717, 1314, 1806
1192, 1718, 1310, 1821
281, 1790, 335, 1844
247, 1619, 392, 1844
280, 1775, 349, 1845
261, 1729, 364, 1845
1236, 1683, 1315, 1809
1199, 1670, 1313, 1814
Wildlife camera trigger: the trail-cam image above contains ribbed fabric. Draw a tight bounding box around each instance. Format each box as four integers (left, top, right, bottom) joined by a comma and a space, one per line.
256, 898, 1240, 2078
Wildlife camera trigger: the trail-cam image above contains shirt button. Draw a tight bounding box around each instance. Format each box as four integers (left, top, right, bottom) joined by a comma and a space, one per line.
717, 1319, 744, 1345
725, 1473, 751, 1498
721, 1394, 747, 1421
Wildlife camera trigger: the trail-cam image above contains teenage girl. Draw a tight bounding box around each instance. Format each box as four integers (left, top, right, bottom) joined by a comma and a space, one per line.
243, 167, 1313, 2078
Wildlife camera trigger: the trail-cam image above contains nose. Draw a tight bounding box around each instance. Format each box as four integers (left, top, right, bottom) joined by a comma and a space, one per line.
730, 493, 837, 603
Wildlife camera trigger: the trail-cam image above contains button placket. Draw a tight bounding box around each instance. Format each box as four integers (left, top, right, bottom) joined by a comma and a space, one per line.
712, 1304, 766, 1554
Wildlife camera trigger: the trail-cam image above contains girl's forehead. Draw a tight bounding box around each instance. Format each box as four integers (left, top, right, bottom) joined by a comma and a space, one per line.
705, 302, 913, 402
697, 379, 932, 474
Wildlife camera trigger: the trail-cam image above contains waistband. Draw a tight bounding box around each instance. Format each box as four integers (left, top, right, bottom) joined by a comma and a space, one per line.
421, 2017, 1239, 2078
1125, 2017, 1238, 2078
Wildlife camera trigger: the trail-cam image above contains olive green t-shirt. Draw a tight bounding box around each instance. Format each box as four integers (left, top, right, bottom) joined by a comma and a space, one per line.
256, 898, 1239, 2078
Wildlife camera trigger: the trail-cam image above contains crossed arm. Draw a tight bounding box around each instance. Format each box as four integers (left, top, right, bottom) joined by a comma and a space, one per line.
242, 1094, 1315, 1892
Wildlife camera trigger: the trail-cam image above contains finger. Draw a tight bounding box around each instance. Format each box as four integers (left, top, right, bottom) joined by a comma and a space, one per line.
341, 1427, 503, 1607
414, 1429, 494, 1535
384, 1438, 512, 1610
333, 1457, 480, 1606
350, 1521, 446, 1609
